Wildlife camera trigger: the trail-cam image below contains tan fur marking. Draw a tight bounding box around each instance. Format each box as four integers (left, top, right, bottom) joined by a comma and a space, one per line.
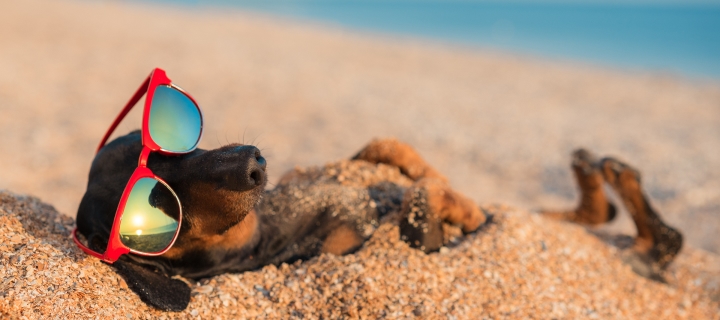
162, 210, 259, 259
542, 150, 613, 225
600, 161, 655, 252
572, 167, 611, 225
353, 138, 448, 183
321, 225, 363, 255
421, 178, 486, 233
616, 170, 655, 253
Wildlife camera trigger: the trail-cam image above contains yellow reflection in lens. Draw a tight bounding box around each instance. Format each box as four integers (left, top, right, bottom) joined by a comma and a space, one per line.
118, 178, 180, 253
132, 215, 144, 227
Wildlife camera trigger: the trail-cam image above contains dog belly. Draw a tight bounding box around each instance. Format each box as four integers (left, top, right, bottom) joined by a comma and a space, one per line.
234, 159, 410, 269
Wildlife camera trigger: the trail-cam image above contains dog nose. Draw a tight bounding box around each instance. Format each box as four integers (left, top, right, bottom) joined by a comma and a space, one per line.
206, 145, 269, 192
231, 145, 266, 190
248, 148, 266, 187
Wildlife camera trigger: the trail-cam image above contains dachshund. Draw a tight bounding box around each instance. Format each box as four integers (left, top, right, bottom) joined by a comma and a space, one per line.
76, 131, 486, 311
76, 132, 682, 311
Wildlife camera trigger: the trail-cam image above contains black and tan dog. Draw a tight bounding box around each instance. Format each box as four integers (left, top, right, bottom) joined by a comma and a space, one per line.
76, 131, 486, 311
76, 132, 682, 311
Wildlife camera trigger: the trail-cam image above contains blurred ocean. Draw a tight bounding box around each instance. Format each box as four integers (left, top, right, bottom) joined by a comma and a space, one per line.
147, 1, 720, 79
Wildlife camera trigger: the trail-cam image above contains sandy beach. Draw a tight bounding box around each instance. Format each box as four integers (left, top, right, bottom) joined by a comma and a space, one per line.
1, 0, 719, 318
2, 190, 720, 318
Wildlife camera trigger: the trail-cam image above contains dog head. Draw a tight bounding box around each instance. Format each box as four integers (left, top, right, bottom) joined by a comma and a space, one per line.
76, 130, 267, 311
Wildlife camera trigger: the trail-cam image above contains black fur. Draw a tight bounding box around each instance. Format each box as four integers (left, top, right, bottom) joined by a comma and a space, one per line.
113, 258, 191, 311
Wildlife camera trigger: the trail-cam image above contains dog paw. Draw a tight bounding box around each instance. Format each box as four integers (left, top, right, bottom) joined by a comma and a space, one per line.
620, 249, 667, 283
399, 178, 486, 253
600, 157, 684, 268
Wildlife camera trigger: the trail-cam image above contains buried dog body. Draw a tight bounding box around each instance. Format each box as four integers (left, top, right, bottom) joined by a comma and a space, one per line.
76, 131, 683, 311
76, 132, 486, 311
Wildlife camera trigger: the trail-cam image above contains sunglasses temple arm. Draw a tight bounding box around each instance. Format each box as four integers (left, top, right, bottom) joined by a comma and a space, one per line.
96, 75, 151, 154
72, 228, 105, 260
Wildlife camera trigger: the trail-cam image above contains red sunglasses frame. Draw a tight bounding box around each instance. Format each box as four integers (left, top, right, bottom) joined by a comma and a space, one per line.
73, 68, 203, 263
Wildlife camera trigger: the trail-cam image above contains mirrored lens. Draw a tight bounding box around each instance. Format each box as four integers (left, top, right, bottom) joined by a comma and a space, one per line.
149, 85, 202, 153
119, 177, 180, 253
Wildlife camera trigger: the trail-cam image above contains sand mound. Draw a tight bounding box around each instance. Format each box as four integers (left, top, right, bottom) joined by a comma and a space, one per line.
1, 190, 718, 319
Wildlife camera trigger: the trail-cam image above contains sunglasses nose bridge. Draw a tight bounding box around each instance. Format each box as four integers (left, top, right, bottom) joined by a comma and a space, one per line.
138, 147, 153, 167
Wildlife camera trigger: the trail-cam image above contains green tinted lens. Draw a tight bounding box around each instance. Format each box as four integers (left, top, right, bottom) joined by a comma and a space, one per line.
149, 85, 202, 153
119, 177, 180, 253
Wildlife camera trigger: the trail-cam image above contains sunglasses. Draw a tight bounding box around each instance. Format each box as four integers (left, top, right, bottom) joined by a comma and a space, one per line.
73, 68, 203, 263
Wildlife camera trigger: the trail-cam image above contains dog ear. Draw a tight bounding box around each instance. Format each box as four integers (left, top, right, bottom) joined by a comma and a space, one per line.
112, 258, 191, 311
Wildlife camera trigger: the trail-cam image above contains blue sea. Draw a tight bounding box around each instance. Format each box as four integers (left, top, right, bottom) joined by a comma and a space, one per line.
148, 1, 720, 78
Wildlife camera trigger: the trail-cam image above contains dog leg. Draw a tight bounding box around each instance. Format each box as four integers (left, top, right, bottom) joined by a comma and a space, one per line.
400, 178, 486, 253
600, 157, 683, 275
352, 138, 448, 183
542, 149, 616, 225
354, 138, 486, 252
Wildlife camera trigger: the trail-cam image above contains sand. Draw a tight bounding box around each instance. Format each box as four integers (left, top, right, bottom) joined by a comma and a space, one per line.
2, 188, 719, 319
1, 0, 719, 318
